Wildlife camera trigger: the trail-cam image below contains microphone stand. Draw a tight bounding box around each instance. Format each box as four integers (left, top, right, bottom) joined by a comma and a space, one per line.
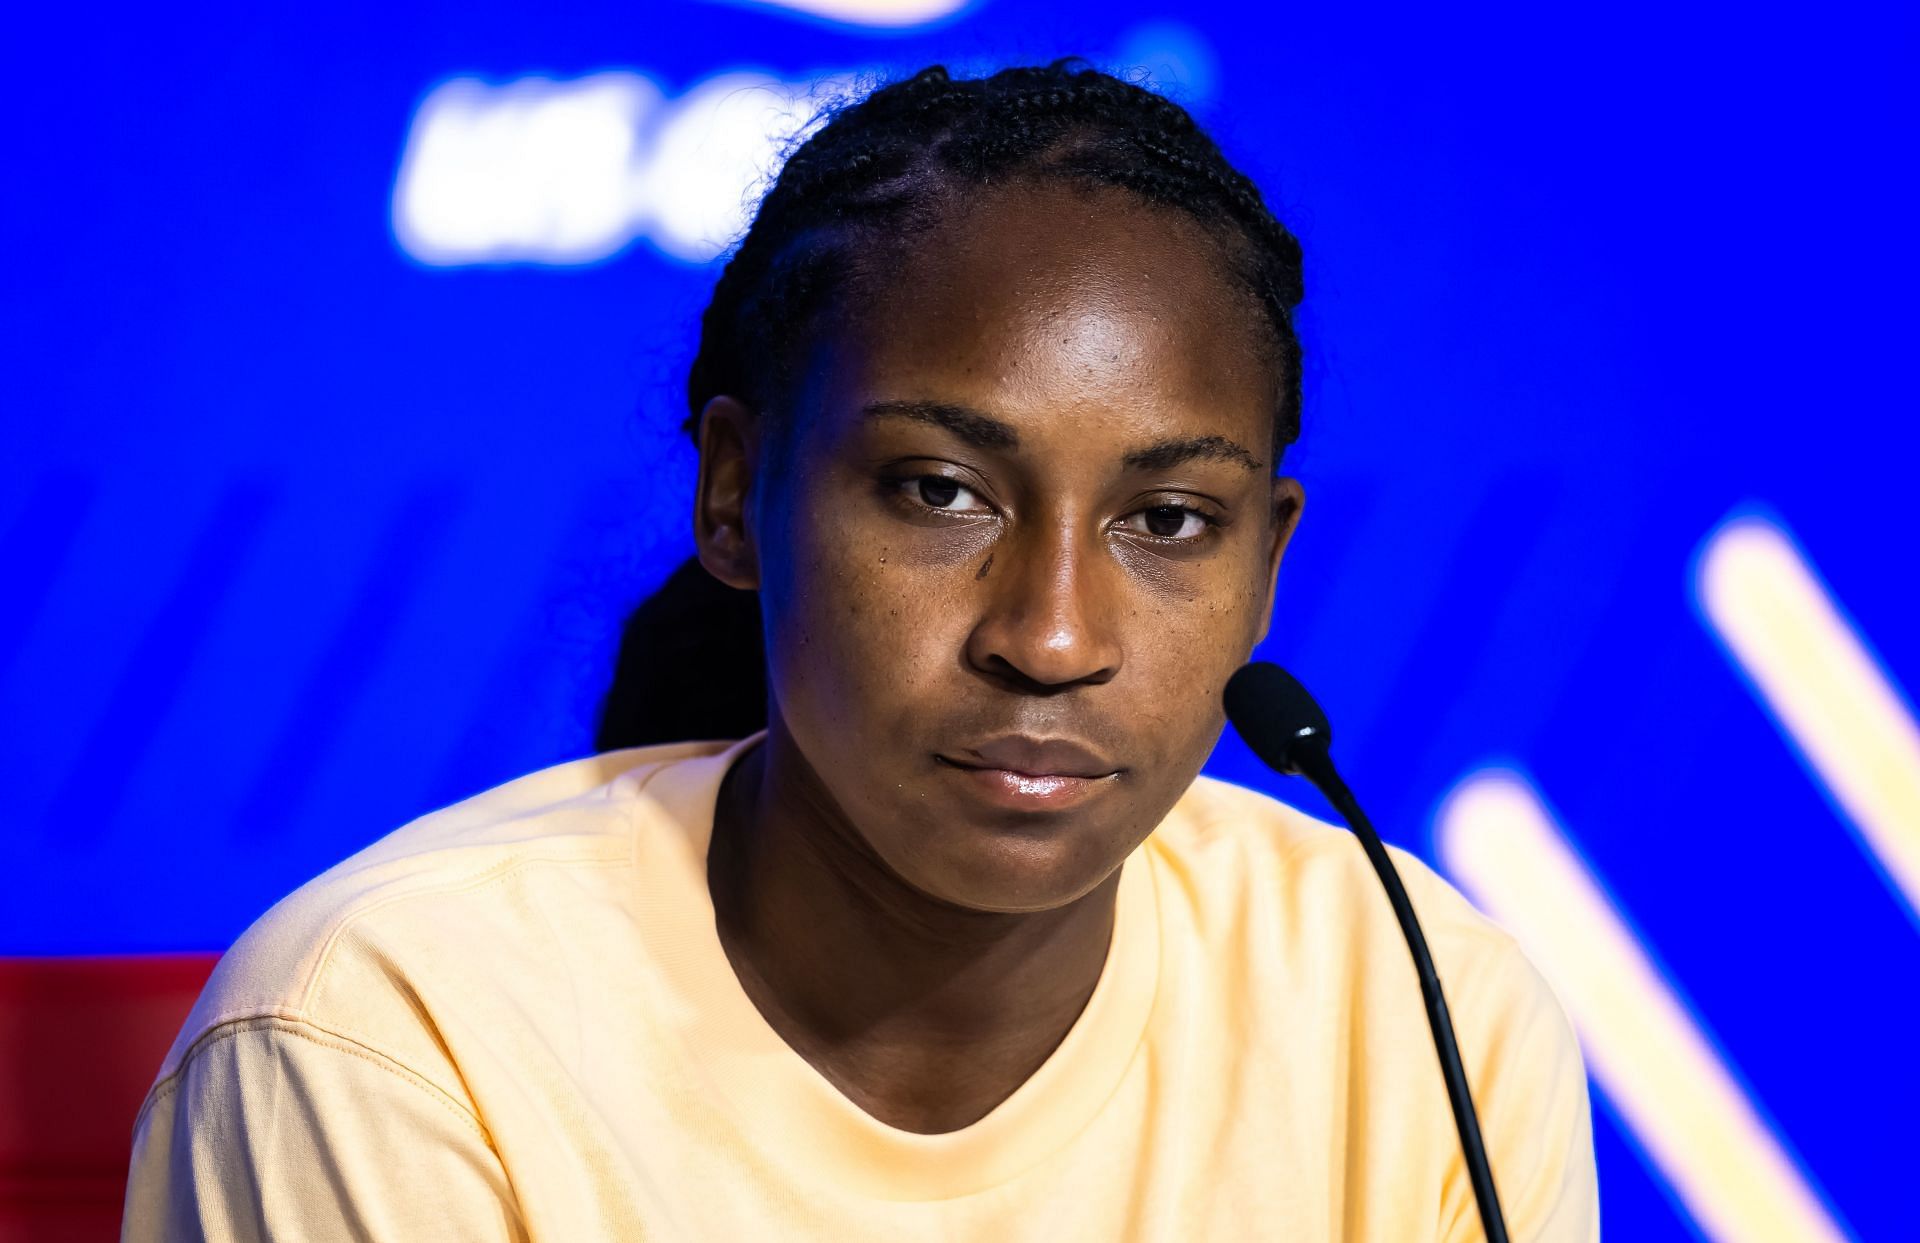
1292, 748, 1510, 1243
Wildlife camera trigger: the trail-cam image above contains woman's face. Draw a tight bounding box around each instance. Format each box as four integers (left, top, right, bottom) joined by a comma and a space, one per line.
702, 180, 1302, 913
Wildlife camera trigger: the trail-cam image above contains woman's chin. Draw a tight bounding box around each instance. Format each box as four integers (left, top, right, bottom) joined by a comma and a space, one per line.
884, 823, 1127, 915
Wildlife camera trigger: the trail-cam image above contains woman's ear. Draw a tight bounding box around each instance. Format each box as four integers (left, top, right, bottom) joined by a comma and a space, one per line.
1253, 476, 1305, 647
693, 395, 762, 590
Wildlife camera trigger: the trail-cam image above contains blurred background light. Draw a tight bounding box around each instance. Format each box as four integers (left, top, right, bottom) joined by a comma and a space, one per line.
396, 69, 855, 266
1438, 769, 1852, 1243
1694, 511, 1920, 927
707, 0, 976, 31
1112, 21, 1218, 105
395, 72, 665, 265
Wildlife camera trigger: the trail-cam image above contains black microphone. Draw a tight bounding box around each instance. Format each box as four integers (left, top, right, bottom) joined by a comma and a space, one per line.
1224, 661, 1510, 1243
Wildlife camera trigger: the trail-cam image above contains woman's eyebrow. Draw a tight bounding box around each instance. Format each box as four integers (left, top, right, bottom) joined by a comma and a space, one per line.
862, 400, 1020, 450
861, 401, 1261, 474
1122, 434, 1264, 473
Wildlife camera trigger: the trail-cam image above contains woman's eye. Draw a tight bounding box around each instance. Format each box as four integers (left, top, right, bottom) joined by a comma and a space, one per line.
907, 475, 989, 513
1123, 505, 1212, 541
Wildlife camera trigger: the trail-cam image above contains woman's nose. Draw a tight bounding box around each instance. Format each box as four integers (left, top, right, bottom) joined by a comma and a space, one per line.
964, 524, 1123, 691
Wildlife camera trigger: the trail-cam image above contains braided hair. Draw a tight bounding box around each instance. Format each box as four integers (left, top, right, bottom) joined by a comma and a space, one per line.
598, 60, 1305, 750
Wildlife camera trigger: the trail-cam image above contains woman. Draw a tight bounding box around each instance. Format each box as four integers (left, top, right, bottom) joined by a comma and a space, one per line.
124, 62, 1597, 1240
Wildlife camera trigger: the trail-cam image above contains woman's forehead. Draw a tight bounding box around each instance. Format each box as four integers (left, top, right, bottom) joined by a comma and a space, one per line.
880, 179, 1251, 318
819, 183, 1280, 444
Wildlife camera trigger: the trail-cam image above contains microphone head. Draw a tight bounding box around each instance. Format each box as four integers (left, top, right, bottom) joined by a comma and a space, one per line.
1223, 661, 1333, 776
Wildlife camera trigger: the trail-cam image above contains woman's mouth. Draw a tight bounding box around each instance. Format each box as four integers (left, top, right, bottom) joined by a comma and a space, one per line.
934, 739, 1123, 812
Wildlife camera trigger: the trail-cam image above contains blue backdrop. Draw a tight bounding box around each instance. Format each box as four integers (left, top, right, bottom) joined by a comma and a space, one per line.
5, 2, 1916, 1238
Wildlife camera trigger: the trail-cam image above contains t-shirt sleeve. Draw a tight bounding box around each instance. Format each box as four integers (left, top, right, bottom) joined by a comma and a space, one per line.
122, 1016, 527, 1243
1439, 938, 1600, 1243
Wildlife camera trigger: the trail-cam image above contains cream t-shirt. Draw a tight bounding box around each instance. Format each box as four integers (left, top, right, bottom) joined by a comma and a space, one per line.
123, 735, 1597, 1241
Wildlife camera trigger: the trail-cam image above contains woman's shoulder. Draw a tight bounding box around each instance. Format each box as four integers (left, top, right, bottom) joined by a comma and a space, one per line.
149, 740, 735, 1093
1153, 772, 1539, 973
1159, 776, 1505, 933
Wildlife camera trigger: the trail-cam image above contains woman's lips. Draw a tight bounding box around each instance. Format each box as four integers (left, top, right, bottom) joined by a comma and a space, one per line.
935, 755, 1120, 811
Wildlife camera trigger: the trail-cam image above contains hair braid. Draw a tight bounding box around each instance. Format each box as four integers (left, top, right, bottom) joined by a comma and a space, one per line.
685, 59, 1305, 451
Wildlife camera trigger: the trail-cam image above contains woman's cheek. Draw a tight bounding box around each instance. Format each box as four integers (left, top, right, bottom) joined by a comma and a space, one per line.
1137, 574, 1267, 706
782, 549, 956, 703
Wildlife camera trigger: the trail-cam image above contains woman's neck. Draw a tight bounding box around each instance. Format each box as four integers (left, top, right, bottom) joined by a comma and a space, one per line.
707, 728, 1121, 1134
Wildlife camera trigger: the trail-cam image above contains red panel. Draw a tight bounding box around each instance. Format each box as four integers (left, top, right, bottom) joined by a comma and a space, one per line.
0, 955, 220, 1243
